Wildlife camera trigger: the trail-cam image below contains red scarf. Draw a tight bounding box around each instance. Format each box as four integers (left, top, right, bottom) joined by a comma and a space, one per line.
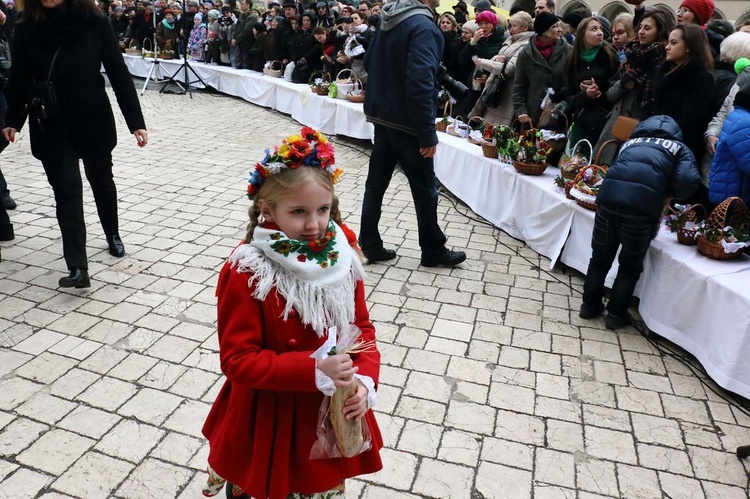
534, 36, 555, 61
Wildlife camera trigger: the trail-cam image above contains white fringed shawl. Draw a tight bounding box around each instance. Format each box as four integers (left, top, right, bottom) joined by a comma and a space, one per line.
229, 221, 365, 337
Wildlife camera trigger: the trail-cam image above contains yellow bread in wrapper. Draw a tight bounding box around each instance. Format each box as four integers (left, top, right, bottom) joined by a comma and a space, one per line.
330, 379, 363, 457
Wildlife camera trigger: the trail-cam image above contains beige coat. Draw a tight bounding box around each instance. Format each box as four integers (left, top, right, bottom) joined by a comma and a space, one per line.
469, 31, 534, 125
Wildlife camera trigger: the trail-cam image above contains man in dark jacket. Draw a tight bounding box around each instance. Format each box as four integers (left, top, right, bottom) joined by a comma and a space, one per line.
580, 115, 700, 329
360, 0, 466, 267
134, 1, 156, 48
232, 0, 258, 68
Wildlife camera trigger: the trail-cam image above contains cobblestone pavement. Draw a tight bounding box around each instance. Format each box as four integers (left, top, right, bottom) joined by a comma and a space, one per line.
1, 84, 749, 499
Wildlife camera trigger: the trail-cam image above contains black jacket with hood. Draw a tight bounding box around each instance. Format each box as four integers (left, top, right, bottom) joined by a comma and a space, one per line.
596, 115, 700, 218
363, 0, 443, 148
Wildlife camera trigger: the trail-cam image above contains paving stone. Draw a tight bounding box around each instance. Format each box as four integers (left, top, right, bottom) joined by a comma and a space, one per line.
585, 426, 637, 465
576, 458, 618, 496
397, 419, 442, 457
437, 429, 480, 467
17, 429, 94, 475
637, 443, 693, 475
95, 419, 164, 463
365, 448, 417, 490
617, 463, 662, 498
0, 468, 53, 498
118, 387, 184, 425
52, 451, 133, 499
76, 377, 138, 411
0, 418, 49, 457
412, 458, 473, 499
445, 400, 495, 435
494, 410, 545, 446
535, 448, 576, 488
115, 458, 192, 498
481, 437, 534, 470
475, 461, 532, 498
57, 406, 122, 439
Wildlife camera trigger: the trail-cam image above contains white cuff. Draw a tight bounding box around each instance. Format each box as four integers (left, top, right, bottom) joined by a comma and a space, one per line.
315, 369, 336, 396
354, 374, 377, 410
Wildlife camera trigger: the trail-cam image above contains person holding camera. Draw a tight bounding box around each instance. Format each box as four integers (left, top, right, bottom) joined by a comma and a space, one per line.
2, 0, 148, 289
360, 0, 466, 268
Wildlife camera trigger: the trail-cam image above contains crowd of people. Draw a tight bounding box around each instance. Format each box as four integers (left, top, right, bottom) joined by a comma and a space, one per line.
433, 0, 750, 213
108, 0, 383, 81
101, 0, 750, 212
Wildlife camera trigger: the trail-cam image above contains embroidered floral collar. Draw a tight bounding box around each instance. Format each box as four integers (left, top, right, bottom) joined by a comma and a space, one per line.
267, 221, 339, 268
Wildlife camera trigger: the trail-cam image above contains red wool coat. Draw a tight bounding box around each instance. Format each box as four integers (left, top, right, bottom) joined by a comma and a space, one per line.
202, 258, 383, 499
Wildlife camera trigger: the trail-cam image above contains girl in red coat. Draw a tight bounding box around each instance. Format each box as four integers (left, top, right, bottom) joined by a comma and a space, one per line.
202, 128, 383, 499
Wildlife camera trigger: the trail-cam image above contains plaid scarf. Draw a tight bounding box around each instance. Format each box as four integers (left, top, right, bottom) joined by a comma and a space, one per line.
622, 41, 666, 107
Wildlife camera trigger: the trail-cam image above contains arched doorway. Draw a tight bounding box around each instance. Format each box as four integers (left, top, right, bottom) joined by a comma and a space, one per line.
558, 0, 591, 18
598, 1, 629, 22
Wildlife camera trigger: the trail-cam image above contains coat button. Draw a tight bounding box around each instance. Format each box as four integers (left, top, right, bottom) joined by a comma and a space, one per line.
288, 339, 298, 347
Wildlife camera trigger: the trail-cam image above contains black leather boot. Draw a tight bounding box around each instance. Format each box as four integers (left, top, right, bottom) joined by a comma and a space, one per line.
107, 234, 125, 257
59, 268, 91, 289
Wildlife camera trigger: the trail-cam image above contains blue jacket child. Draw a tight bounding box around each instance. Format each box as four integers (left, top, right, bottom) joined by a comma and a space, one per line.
581, 115, 700, 330
708, 85, 750, 207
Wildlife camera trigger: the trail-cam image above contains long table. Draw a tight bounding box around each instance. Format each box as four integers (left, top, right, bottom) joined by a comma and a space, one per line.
124, 55, 750, 400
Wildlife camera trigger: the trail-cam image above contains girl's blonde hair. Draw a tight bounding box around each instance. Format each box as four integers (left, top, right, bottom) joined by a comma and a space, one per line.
613, 13, 635, 40
243, 167, 334, 243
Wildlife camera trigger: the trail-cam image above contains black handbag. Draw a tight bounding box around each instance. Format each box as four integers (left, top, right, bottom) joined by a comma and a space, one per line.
27, 46, 62, 132
480, 59, 509, 109
0, 36, 11, 90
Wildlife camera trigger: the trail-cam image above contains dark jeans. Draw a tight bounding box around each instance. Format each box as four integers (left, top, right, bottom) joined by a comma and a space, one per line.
359, 124, 447, 257
42, 141, 119, 270
582, 204, 659, 317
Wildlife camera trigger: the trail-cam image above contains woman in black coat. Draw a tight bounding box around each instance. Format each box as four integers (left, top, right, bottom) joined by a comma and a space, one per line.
2, 0, 148, 289
652, 23, 715, 160
557, 17, 620, 148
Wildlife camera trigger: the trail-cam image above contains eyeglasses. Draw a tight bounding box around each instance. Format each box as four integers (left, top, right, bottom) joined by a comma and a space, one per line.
676, 7, 690, 14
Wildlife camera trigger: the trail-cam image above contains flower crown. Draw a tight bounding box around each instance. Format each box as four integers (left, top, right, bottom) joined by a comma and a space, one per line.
247, 127, 343, 198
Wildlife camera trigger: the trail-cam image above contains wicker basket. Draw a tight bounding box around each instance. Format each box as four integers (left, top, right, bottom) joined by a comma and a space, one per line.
559, 139, 592, 182
263, 60, 283, 78
436, 101, 452, 133
141, 38, 154, 58
696, 235, 744, 260
466, 116, 488, 145
346, 78, 365, 103
335, 69, 355, 100
570, 164, 607, 210
697, 197, 750, 259
446, 116, 469, 138
482, 141, 498, 158
676, 204, 705, 245
309, 70, 331, 95
513, 160, 547, 176
125, 39, 140, 56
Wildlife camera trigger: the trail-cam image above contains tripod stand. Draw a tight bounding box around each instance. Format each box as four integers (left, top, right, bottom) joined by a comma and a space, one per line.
140, 6, 166, 95
160, 0, 207, 98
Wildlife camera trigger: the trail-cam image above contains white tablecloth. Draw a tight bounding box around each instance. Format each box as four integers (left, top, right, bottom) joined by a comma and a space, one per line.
123, 56, 750, 399
123, 55, 371, 138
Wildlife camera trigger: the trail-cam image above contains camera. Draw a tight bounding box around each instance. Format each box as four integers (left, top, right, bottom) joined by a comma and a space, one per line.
437, 64, 468, 100
473, 69, 490, 79
338, 17, 353, 24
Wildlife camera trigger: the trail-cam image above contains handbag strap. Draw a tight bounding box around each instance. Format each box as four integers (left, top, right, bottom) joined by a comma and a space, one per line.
45, 46, 63, 89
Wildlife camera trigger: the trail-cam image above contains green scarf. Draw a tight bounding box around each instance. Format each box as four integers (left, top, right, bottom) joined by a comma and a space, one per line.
161, 18, 174, 30
582, 44, 601, 64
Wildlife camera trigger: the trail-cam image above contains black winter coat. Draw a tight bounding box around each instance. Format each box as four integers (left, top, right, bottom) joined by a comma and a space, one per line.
558, 45, 619, 136
5, 11, 146, 162
597, 115, 700, 218
248, 31, 266, 72
133, 10, 156, 47
652, 57, 715, 159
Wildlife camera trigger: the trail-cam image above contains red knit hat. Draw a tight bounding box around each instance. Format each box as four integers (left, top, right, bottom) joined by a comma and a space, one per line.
679, 0, 715, 26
